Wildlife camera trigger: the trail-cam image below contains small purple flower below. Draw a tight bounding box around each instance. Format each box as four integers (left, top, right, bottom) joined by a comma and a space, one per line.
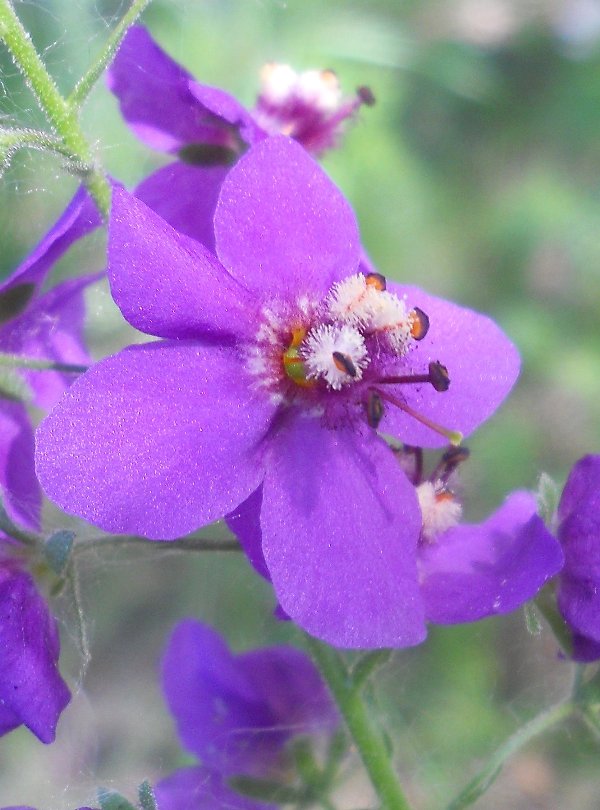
155, 619, 339, 810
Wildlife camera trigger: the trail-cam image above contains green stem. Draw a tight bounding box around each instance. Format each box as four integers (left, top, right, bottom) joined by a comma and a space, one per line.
0, 0, 110, 215
76, 533, 242, 555
69, 0, 152, 108
0, 126, 73, 161
304, 634, 413, 810
445, 700, 575, 810
0, 352, 88, 374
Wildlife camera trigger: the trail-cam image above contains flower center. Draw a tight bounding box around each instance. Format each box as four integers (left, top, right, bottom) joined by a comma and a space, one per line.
249, 272, 461, 441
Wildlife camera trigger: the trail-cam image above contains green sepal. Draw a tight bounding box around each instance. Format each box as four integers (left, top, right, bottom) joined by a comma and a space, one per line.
228, 775, 304, 804
97, 788, 136, 810
523, 601, 542, 637
536, 472, 561, 531
0, 366, 32, 403
138, 780, 158, 810
44, 529, 75, 574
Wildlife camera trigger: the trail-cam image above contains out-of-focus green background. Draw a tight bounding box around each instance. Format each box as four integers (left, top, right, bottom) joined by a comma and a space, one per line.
1, 1, 600, 808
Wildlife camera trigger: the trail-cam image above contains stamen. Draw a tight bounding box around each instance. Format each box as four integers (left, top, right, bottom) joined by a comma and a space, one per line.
376, 361, 450, 392
431, 446, 470, 485
357, 86, 376, 106
332, 351, 357, 378
365, 272, 386, 291
409, 307, 429, 341
366, 390, 384, 429
375, 389, 463, 446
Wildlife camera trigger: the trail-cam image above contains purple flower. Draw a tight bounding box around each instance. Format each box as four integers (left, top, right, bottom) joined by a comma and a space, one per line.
108, 26, 372, 253
0, 185, 100, 529
155, 619, 337, 810
36, 136, 519, 648
108, 26, 371, 159
552, 455, 600, 661
0, 539, 70, 743
229, 447, 564, 628
0, 185, 99, 742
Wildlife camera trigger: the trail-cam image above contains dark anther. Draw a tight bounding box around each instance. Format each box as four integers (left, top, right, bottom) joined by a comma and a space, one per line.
409, 307, 430, 341
366, 391, 384, 429
365, 272, 386, 291
332, 351, 357, 377
428, 361, 450, 392
433, 446, 470, 485
357, 86, 376, 106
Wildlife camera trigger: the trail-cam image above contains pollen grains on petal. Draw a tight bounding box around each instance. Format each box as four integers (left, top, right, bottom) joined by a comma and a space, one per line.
416, 481, 463, 542
301, 323, 369, 390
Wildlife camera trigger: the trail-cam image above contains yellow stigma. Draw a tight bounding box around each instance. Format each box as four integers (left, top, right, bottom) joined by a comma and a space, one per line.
282, 327, 314, 387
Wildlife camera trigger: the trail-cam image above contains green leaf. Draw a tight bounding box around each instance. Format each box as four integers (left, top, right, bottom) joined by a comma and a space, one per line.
44, 530, 75, 574
536, 472, 561, 530
97, 789, 136, 810
138, 780, 158, 810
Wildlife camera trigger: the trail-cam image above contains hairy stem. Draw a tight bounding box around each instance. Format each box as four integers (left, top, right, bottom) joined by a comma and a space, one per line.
69, 0, 152, 108
445, 700, 574, 810
0, 0, 109, 213
304, 635, 413, 810
76, 533, 242, 556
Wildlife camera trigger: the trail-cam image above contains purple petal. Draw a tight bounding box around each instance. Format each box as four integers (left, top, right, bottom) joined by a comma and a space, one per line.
557, 455, 600, 642
571, 632, 600, 663
0, 186, 100, 296
155, 767, 272, 810
134, 163, 229, 253
225, 488, 270, 580
1, 274, 98, 411
107, 26, 241, 153
0, 568, 70, 743
379, 284, 520, 447
163, 620, 334, 778
188, 81, 264, 146
420, 492, 564, 624
214, 137, 360, 300
108, 186, 258, 341
261, 419, 426, 648
239, 645, 339, 737
36, 342, 275, 539
0, 402, 40, 531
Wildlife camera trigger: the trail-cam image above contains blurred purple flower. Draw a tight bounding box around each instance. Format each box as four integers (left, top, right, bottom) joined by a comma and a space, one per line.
552, 455, 600, 662
0, 185, 100, 743
155, 619, 338, 810
107, 26, 372, 253
36, 137, 519, 648
0, 185, 100, 529
0, 536, 70, 743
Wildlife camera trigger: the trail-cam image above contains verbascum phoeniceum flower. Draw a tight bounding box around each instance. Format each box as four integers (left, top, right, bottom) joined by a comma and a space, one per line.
0, 189, 99, 743
37, 136, 521, 648
106, 25, 373, 252
155, 620, 338, 810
